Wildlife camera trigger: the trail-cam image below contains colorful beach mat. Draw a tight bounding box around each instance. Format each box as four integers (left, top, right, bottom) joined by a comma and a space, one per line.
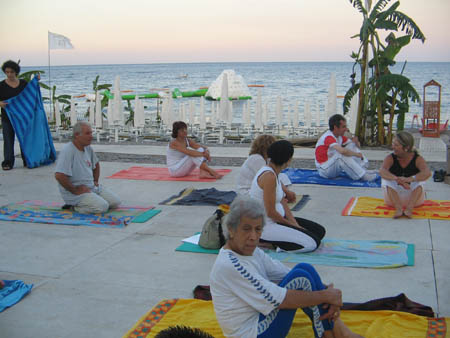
283, 168, 381, 188
107, 166, 232, 182
342, 196, 450, 220
0, 280, 33, 313
124, 298, 449, 338
0, 200, 161, 228
176, 235, 413, 268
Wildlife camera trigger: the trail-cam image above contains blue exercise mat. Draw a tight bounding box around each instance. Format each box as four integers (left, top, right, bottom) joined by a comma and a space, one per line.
5, 77, 56, 168
283, 168, 381, 188
0, 280, 33, 312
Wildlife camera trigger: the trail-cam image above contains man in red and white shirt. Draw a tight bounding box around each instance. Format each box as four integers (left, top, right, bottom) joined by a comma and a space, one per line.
315, 114, 376, 181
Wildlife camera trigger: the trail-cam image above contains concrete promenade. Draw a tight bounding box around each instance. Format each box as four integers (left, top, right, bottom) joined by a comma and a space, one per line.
0, 139, 449, 338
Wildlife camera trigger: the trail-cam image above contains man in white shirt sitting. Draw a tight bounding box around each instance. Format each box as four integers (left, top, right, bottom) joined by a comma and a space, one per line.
55, 122, 120, 214
315, 114, 376, 181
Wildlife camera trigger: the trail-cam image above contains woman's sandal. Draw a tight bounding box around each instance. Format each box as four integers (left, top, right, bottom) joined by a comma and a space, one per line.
2, 165, 12, 171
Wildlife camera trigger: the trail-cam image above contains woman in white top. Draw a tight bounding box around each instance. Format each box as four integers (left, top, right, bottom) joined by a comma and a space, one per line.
250, 140, 325, 252
167, 121, 223, 179
210, 196, 362, 338
237, 134, 295, 202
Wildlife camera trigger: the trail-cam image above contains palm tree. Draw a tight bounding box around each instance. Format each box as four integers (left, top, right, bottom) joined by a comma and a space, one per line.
344, 0, 425, 145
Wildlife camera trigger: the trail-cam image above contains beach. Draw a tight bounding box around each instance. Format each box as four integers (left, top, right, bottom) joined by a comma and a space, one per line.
0, 130, 449, 337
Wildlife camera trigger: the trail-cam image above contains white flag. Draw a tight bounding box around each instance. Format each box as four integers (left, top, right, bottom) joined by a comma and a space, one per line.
48, 31, 74, 50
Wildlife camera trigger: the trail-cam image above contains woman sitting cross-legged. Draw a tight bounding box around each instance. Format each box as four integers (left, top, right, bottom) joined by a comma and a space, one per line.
379, 131, 431, 218
210, 196, 363, 338
167, 121, 223, 179
250, 139, 325, 252
237, 134, 296, 203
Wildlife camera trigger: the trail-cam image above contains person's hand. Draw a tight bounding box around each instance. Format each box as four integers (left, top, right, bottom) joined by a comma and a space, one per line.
397, 177, 411, 190
324, 284, 343, 307
0, 101, 7, 108
73, 185, 91, 195
285, 190, 296, 203
320, 303, 341, 322
94, 180, 99, 187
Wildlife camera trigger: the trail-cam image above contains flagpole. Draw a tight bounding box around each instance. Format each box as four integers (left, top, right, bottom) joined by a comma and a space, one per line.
48, 31, 53, 121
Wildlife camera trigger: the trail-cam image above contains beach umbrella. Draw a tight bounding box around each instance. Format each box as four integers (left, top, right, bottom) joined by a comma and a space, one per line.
70, 96, 77, 127
134, 95, 145, 128
54, 100, 61, 127
180, 103, 186, 122
160, 98, 167, 126
315, 101, 321, 127
219, 73, 230, 124
95, 91, 103, 128
200, 96, 206, 129
243, 101, 251, 127
189, 101, 195, 124
348, 95, 358, 134
304, 100, 312, 128
228, 101, 233, 127
263, 102, 269, 126
106, 100, 114, 128
89, 100, 95, 125
167, 97, 174, 127
112, 75, 124, 126
210, 101, 217, 127
293, 100, 299, 128
276, 96, 283, 127
254, 88, 263, 131
326, 72, 337, 119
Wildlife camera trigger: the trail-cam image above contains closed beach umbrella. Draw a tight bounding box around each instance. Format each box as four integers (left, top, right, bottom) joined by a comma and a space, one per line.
134, 95, 145, 128
112, 75, 124, 126
95, 91, 102, 128
243, 101, 251, 127
89, 100, 95, 125
106, 100, 114, 128
315, 101, 321, 127
70, 96, 77, 127
200, 96, 206, 129
54, 100, 61, 127
276, 96, 283, 127
228, 101, 233, 127
219, 73, 230, 124
167, 97, 174, 127
304, 100, 312, 128
293, 100, 299, 128
263, 102, 269, 127
254, 88, 263, 131
210, 101, 217, 127
326, 72, 337, 119
348, 95, 358, 134
189, 101, 195, 124
180, 103, 186, 122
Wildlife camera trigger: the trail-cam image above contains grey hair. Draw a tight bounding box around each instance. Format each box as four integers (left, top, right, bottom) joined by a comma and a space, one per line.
223, 196, 266, 240
72, 121, 91, 139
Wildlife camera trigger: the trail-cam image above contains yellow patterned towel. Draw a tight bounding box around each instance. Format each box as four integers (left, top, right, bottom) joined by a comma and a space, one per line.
124, 298, 449, 338
342, 196, 450, 220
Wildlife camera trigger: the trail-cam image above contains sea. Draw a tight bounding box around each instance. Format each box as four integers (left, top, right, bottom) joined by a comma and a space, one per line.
20, 62, 450, 128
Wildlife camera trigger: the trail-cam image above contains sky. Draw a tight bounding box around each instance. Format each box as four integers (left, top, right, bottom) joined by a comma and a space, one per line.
1, 0, 449, 66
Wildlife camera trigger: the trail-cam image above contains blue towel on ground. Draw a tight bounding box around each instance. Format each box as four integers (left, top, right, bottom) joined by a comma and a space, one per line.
0, 280, 33, 312
5, 77, 56, 168
283, 168, 381, 188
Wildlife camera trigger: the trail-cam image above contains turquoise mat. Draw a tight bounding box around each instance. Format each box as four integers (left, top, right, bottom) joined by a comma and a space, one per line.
175, 239, 414, 268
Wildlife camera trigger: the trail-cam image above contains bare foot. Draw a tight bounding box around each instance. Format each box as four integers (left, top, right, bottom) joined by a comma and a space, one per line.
213, 172, 223, 179
199, 170, 215, 179
404, 208, 413, 218
393, 209, 404, 219
0, 280, 5, 289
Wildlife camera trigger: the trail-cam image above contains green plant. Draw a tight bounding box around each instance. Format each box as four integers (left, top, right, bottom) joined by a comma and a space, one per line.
343, 0, 425, 145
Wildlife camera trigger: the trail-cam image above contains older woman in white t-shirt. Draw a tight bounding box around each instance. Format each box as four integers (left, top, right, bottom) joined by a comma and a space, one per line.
237, 134, 295, 202
210, 196, 362, 338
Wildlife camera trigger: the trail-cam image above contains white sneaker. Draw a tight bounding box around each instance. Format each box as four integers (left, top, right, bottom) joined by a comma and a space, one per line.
361, 173, 377, 181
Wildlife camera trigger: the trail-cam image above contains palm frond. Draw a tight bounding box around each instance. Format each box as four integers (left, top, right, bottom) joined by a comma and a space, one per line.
343, 83, 361, 114
388, 11, 426, 42
369, 0, 392, 20
349, 0, 367, 15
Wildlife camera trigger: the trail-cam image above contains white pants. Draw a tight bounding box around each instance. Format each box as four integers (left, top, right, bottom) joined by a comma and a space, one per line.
168, 147, 206, 177
318, 143, 368, 180
261, 221, 318, 253
75, 185, 121, 214
382, 178, 425, 208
